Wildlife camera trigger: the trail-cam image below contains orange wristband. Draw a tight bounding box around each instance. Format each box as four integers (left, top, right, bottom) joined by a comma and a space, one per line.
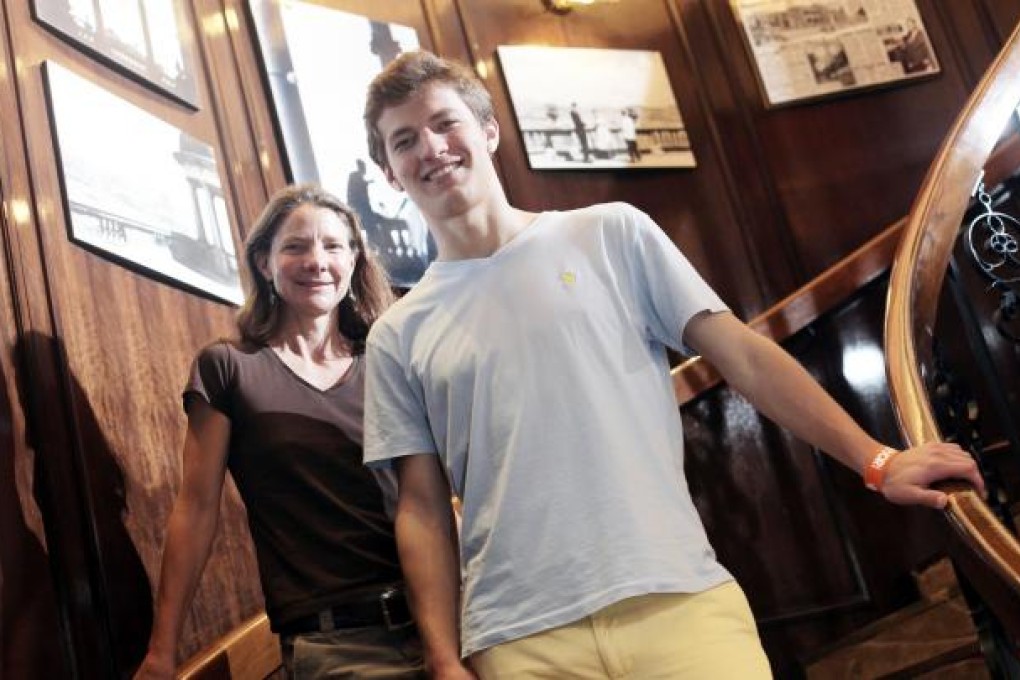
864, 446, 899, 491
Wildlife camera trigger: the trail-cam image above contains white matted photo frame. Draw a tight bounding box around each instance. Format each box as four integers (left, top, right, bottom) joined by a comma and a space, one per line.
42, 61, 242, 305
496, 45, 696, 170
731, 0, 940, 108
248, 0, 434, 288
31, 0, 199, 109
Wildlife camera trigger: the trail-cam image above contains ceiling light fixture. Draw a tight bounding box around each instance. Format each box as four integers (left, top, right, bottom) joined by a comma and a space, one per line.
542, 0, 620, 15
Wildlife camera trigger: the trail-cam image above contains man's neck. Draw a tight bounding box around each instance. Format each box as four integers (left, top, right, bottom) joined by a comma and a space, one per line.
430, 199, 539, 260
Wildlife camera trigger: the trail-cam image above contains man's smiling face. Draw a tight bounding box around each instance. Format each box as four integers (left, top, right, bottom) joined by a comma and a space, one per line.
378, 83, 500, 222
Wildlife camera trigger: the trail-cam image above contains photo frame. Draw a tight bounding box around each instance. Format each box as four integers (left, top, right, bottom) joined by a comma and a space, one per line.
497, 45, 696, 170
42, 61, 242, 305
32, 0, 199, 109
249, 0, 434, 288
731, 0, 940, 107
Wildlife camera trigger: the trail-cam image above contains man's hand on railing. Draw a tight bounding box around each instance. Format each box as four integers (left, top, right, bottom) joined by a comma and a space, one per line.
877, 442, 986, 509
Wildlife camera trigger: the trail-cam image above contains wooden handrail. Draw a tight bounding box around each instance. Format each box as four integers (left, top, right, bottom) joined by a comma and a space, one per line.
178, 613, 280, 680
884, 14, 1020, 641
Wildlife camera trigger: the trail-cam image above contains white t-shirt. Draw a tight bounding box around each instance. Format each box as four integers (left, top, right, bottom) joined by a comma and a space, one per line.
365, 202, 733, 656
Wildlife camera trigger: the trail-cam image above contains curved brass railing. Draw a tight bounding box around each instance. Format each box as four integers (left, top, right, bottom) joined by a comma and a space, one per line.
885, 19, 1020, 638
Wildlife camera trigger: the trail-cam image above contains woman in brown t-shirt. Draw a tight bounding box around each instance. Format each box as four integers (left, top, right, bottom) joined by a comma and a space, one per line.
135, 185, 425, 679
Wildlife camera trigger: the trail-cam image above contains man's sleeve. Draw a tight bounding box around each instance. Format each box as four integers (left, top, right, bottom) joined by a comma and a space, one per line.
363, 331, 438, 466
615, 204, 729, 352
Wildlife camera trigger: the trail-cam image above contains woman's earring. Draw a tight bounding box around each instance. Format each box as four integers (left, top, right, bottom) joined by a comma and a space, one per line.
268, 280, 278, 305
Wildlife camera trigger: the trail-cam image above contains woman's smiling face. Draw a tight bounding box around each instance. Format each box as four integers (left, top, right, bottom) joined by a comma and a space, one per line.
260, 204, 357, 321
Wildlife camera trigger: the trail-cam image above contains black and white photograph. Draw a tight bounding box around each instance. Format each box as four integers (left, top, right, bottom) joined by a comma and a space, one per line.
806, 39, 854, 87
732, 0, 939, 107
43, 61, 241, 304
881, 17, 937, 75
32, 0, 198, 108
249, 0, 433, 288
496, 45, 696, 170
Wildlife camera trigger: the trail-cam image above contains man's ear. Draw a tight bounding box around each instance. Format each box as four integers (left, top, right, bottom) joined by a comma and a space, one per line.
485, 118, 500, 155
383, 164, 404, 192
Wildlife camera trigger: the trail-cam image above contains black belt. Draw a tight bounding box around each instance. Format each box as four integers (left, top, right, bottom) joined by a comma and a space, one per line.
278, 586, 413, 636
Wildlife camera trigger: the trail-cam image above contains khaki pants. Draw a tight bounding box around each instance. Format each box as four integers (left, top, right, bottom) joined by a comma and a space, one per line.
471, 582, 771, 679
281, 625, 425, 679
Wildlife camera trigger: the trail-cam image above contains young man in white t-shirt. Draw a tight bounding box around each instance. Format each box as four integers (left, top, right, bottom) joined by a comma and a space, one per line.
361, 50, 984, 680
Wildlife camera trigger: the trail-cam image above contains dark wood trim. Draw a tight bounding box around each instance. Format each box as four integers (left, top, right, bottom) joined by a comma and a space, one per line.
672, 218, 904, 406
190, 0, 268, 236
664, 0, 788, 305
0, 3, 119, 677
676, 0, 805, 298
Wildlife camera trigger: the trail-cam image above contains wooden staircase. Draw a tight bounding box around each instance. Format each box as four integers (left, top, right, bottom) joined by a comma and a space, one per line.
805, 559, 986, 679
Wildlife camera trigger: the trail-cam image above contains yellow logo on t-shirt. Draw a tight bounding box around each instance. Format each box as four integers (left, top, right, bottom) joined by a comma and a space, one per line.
560, 271, 576, 286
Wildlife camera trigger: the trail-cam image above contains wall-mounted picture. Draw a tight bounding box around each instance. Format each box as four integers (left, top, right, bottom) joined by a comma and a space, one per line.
32, 0, 198, 108
43, 61, 241, 305
249, 0, 433, 288
731, 0, 939, 107
496, 45, 695, 170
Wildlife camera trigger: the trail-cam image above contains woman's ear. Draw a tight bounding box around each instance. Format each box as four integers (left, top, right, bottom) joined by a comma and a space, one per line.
256, 252, 271, 283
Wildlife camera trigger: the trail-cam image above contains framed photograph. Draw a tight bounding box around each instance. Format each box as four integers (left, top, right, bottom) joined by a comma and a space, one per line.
42, 61, 242, 305
31, 0, 199, 109
249, 0, 433, 288
731, 0, 939, 107
496, 45, 695, 170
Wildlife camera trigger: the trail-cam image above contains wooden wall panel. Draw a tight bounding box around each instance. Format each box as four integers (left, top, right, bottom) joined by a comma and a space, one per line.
0, 0, 271, 673
700, 0, 999, 283
668, 0, 804, 304
0, 180, 69, 676
981, 0, 1020, 43
1, 0, 1019, 677
0, 360, 69, 677
0, 3, 112, 676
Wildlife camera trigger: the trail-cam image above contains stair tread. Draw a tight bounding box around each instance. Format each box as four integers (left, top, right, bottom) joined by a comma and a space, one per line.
805, 591, 978, 679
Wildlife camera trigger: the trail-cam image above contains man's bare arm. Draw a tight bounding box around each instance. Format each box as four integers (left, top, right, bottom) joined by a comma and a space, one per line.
683, 310, 984, 508
394, 454, 477, 679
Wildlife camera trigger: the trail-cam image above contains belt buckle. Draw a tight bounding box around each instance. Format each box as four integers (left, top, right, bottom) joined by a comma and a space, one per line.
318, 608, 335, 632
379, 586, 406, 631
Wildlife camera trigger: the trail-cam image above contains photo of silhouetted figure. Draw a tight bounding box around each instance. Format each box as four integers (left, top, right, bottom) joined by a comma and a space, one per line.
621, 109, 641, 162
345, 159, 430, 288
346, 159, 382, 243
570, 103, 591, 163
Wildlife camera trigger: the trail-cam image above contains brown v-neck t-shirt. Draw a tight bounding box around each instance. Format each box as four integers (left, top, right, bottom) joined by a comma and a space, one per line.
185, 341, 402, 630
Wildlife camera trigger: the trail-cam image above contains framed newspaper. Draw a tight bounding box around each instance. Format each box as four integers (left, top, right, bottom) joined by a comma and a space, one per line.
731, 0, 939, 107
